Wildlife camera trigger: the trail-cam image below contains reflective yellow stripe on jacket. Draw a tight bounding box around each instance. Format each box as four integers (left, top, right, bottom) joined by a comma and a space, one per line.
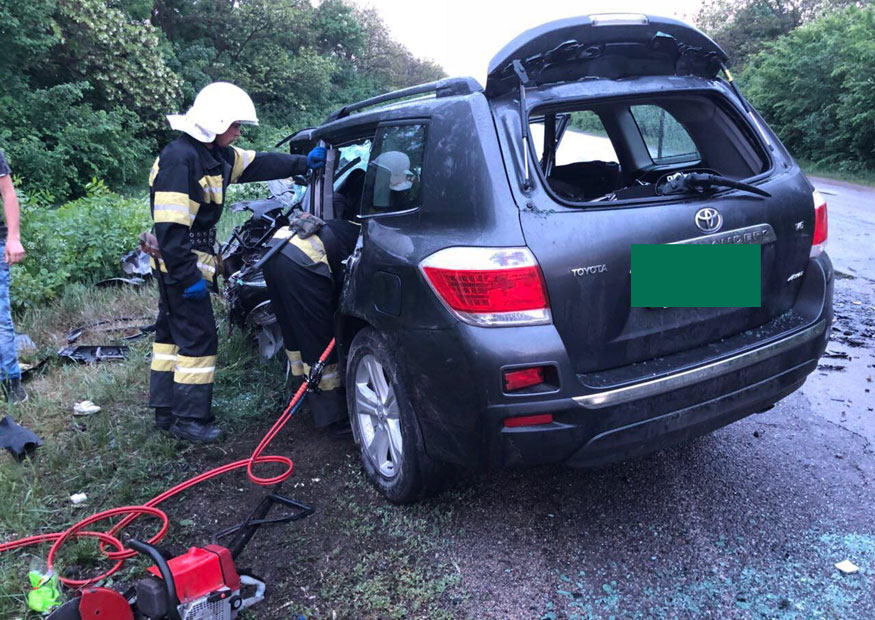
273, 226, 331, 278
151, 252, 217, 283
193, 250, 218, 283
153, 191, 199, 227
198, 175, 224, 205
231, 147, 257, 184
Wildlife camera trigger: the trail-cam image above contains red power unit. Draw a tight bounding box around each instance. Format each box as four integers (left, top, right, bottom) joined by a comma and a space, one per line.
135, 544, 264, 620
149, 545, 241, 604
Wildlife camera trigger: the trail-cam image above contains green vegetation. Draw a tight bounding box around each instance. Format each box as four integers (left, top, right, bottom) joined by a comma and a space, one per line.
11, 181, 151, 312
797, 159, 875, 188
697, 2, 875, 175
0, 0, 444, 202
0, 285, 464, 618
741, 6, 875, 172
1, 0, 445, 311
696, 0, 859, 67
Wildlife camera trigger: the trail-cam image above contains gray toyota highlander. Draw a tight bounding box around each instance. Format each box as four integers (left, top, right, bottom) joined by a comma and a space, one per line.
287, 14, 833, 502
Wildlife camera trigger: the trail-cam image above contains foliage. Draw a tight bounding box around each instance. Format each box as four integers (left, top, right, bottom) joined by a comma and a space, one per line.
696, 0, 860, 67
12, 180, 151, 311
0, 0, 445, 202
741, 5, 875, 170
53, 0, 183, 133
0, 0, 180, 200
0, 83, 151, 200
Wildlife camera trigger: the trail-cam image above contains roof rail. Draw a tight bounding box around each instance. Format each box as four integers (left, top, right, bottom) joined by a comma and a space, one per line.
325, 77, 483, 122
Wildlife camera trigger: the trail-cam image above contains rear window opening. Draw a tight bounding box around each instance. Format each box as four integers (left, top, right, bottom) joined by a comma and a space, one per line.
528, 93, 770, 205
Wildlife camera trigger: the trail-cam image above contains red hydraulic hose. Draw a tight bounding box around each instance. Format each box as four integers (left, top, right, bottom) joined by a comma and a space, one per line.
0, 338, 335, 588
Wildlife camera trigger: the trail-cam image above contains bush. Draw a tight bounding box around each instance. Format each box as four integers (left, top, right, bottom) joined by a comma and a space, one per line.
12, 180, 151, 312
741, 6, 875, 171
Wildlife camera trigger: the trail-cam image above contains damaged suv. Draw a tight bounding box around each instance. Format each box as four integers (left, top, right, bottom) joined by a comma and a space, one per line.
286, 14, 832, 502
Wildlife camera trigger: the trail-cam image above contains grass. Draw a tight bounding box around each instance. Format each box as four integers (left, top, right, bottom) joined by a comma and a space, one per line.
796, 159, 875, 187
0, 283, 287, 615
0, 282, 466, 619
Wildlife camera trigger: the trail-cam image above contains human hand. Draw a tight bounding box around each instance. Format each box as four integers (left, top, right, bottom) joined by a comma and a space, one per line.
307, 146, 326, 170
182, 278, 209, 300
5, 238, 25, 265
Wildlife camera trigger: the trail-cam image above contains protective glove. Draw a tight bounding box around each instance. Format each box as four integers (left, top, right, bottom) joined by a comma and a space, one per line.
289, 211, 325, 239
182, 278, 209, 300
307, 146, 326, 170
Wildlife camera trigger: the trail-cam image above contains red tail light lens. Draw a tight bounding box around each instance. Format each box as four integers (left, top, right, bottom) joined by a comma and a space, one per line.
423, 266, 546, 313
420, 247, 551, 326
811, 190, 828, 257
504, 367, 545, 391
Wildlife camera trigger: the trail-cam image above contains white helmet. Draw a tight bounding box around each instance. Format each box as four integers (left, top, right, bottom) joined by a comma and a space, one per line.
167, 82, 259, 142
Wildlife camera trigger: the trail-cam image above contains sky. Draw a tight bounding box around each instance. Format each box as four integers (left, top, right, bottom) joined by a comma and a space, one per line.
356, 0, 706, 85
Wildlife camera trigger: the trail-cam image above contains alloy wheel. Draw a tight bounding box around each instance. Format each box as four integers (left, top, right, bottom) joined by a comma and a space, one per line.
354, 354, 403, 478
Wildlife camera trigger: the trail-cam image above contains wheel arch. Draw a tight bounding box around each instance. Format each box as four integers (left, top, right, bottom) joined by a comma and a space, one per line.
336, 313, 371, 374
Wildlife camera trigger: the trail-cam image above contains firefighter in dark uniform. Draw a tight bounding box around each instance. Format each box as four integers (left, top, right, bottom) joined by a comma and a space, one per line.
262, 169, 364, 431
149, 81, 326, 442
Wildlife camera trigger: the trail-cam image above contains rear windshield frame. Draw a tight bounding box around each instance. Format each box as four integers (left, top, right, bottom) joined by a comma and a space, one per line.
525, 89, 774, 209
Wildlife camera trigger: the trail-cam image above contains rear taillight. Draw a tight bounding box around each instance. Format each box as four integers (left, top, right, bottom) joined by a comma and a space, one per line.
810, 190, 828, 258
420, 247, 551, 327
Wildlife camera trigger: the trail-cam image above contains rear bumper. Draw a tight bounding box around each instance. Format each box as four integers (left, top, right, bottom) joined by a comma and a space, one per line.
396, 254, 833, 470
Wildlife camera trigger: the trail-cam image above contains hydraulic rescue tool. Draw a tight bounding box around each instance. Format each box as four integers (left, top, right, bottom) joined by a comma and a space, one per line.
3, 341, 336, 619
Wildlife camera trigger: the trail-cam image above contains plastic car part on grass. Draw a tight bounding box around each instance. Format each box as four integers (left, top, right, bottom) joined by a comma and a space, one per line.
66, 317, 152, 344
0, 415, 43, 461
95, 277, 148, 288
120, 247, 153, 277
57, 345, 129, 364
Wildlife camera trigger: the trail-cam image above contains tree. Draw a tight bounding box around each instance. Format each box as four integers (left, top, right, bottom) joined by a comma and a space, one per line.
696, 0, 860, 66
0, 0, 445, 200
53, 0, 183, 132
742, 5, 875, 169
0, 0, 177, 199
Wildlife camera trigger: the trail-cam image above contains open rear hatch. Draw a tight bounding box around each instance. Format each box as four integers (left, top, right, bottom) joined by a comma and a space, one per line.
486, 14, 727, 97
488, 15, 818, 377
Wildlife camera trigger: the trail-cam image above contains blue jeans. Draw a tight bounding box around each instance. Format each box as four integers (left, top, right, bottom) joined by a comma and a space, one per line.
0, 240, 21, 381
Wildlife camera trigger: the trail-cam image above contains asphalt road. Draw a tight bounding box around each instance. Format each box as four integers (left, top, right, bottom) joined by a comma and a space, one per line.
443, 175, 875, 618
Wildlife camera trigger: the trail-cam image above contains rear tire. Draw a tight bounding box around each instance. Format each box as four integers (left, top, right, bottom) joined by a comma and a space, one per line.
346, 328, 448, 503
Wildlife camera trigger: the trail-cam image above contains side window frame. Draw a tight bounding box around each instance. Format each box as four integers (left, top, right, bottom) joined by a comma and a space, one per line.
330, 134, 376, 220
359, 119, 430, 220
309, 129, 376, 219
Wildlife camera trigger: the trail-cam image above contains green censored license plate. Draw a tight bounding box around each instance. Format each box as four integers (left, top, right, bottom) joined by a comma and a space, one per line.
631, 244, 761, 308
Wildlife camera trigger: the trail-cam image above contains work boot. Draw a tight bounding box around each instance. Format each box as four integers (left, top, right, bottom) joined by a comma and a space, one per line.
169, 418, 223, 443
2, 378, 28, 404
154, 407, 175, 431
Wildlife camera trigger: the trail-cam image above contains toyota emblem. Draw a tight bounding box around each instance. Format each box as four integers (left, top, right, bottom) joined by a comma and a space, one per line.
695, 207, 723, 234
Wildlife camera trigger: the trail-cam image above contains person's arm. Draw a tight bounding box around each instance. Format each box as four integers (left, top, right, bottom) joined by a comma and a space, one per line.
0, 175, 24, 265
230, 147, 313, 184
151, 159, 201, 287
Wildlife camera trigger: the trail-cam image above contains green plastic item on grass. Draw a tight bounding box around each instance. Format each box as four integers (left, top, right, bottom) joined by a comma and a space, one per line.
27, 569, 61, 613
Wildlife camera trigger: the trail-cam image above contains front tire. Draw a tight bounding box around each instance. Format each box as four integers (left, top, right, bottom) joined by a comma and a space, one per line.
346, 328, 447, 503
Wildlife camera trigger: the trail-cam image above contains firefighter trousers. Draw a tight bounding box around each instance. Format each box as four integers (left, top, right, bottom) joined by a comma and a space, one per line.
149, 276, 218, 421
263, 252, 345, 427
